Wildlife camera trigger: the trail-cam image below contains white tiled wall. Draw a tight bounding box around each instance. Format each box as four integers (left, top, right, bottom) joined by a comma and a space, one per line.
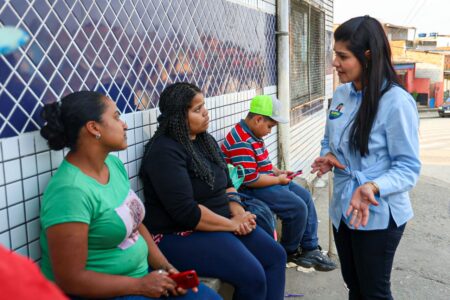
0, 88, 278, 260
226, 0, 276, 14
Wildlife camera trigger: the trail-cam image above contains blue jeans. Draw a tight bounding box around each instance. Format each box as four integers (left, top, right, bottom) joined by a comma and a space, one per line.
109, 283, 221, 300
70, 282, 220, 300
242, 181, 319, 253
157, 227, 286, 300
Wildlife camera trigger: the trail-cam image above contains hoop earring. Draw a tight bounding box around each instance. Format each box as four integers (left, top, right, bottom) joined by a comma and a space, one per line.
95, 133, 101, 140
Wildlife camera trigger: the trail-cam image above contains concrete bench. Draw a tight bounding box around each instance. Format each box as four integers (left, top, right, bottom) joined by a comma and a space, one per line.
200, 277, 234, 300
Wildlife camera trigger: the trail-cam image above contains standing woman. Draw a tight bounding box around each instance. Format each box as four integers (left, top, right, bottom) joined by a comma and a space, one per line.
39, 91, 221, 300
139, 82, 286, 300
311, 16, 421, 299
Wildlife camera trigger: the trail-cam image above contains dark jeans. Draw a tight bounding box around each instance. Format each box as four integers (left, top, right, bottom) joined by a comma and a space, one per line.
108, 284, 221, 300
242, 181, 318, 253
333, 217, 406, 300
70, 282, 220, 300
157, 227, 286, 300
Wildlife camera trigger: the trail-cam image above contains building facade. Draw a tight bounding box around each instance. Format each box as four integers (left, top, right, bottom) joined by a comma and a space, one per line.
0, 0, 333, 259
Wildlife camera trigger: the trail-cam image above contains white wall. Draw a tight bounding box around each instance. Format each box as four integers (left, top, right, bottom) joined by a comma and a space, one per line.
0, 0, 278, 259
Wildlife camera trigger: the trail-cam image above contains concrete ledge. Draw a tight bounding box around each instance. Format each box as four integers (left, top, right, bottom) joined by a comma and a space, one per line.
199, 277, 222, 291
200, 277, 234, 300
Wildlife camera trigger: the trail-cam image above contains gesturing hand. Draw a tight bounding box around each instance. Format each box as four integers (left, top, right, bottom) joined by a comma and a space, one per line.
311, 153, 346, 177
346, 184, 379, 229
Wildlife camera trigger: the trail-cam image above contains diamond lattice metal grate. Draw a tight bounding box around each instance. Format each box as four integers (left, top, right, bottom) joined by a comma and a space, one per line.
0, 0, 276, 138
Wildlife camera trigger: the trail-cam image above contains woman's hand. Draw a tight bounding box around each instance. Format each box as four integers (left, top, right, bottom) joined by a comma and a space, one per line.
311, 153, 346, 177
346, 183, 379, 229
229, 200, 246, 217
165, 268, 199, 295
138, 270, 177, 298
230, 211, 256, 235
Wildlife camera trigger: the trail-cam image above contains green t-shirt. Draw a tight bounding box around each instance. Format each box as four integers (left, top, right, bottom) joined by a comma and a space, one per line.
40, 155, 149, 281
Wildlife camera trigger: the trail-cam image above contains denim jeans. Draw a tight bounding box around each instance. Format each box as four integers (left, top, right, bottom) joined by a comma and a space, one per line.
109, 283, 221, 300
69, 281, 221, 300
157, 227, 286, 300
242, 181, 319, 253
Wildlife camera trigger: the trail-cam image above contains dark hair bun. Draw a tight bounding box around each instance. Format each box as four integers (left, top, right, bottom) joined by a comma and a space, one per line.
40, 102, 67, 150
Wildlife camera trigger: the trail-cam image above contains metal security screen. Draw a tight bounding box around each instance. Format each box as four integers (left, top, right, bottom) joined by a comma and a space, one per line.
290, 0, 325, 109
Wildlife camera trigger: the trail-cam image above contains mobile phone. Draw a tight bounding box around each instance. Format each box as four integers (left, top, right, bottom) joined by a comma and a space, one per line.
287, 170, 303, 179
168, 270, 200, 289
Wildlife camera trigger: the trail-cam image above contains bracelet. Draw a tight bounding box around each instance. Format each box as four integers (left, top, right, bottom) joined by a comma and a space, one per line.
366, 181, 380, 195
160, 264, 173, 271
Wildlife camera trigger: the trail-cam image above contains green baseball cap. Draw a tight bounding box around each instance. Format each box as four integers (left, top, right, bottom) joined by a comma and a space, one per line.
249, 95, 288, 123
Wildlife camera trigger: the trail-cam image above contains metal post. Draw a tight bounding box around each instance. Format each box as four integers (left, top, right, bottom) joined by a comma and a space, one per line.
328, 171, 336, 256
276, 0, 290, 170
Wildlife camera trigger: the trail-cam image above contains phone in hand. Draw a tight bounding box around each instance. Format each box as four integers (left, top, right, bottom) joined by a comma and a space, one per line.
287, 170, 303, 179
168, 270, 200, 289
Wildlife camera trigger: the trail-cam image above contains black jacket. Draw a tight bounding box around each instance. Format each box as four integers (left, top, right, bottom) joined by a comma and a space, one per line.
140, 134, 232, 234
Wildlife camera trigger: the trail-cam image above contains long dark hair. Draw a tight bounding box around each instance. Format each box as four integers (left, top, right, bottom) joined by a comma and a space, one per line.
140, 82, 225, 188
335, 16, 401, 156
40, 91, 106, 151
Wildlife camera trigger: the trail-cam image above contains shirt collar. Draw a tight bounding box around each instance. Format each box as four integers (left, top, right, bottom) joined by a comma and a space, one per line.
239, 119, 264, 142
349, 80, 390, 97
349, 83, 362, 97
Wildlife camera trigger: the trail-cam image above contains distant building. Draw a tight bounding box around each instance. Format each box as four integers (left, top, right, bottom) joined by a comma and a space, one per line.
385, 23, 447, 108
383, 23, 416, 48
416, 33, 450, 50
444, 54, 450, 98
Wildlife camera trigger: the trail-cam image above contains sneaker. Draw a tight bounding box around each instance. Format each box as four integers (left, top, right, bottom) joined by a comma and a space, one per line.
288, 246, 337, 272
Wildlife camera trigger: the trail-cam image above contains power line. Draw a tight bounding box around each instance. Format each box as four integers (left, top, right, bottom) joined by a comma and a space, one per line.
404, 0, 429, 28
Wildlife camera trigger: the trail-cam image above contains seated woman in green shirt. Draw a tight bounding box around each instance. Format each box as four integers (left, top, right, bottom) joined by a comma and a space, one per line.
39, 91, 221, 300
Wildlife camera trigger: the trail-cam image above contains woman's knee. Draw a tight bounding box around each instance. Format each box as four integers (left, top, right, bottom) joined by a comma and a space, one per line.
273, 241, 287, 263
261, 239, 287, 265
232, 259, 267, 294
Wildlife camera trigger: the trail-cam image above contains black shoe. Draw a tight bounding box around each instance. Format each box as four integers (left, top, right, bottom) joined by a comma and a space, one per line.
287, 248, 302, 266
288, 246, 337, 272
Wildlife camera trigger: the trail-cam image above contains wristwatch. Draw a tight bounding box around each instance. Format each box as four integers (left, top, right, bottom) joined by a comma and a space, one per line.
366, 181, 380, 195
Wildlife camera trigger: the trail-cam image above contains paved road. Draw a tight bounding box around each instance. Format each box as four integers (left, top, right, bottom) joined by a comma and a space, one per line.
419, 114, 450, 184
284, 113, 450, 299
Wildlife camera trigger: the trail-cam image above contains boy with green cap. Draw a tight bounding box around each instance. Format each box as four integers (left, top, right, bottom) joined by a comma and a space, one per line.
221, 95, 336, 271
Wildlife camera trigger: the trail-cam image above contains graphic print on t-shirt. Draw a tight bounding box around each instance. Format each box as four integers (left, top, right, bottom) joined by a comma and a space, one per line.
115, 190, 146, 250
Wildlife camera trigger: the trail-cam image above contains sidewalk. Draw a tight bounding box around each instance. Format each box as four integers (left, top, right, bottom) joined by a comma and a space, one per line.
284, 178, 347, 299
284, 174, 450, 299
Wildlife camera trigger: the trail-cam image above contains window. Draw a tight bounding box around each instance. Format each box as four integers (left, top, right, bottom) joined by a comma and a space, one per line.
289, 0, 325, 112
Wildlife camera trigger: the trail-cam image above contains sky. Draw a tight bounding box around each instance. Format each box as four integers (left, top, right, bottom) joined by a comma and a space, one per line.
334, 0, 450, 35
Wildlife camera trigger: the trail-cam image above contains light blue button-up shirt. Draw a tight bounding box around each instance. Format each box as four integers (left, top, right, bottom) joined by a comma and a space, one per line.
320, 83, 421, 230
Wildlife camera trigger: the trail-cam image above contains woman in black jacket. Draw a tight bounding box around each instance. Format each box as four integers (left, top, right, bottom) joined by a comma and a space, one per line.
140, 82, 286, 300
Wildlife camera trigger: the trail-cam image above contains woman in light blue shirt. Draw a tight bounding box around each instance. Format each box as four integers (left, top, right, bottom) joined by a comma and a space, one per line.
312, 16, 421, 299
